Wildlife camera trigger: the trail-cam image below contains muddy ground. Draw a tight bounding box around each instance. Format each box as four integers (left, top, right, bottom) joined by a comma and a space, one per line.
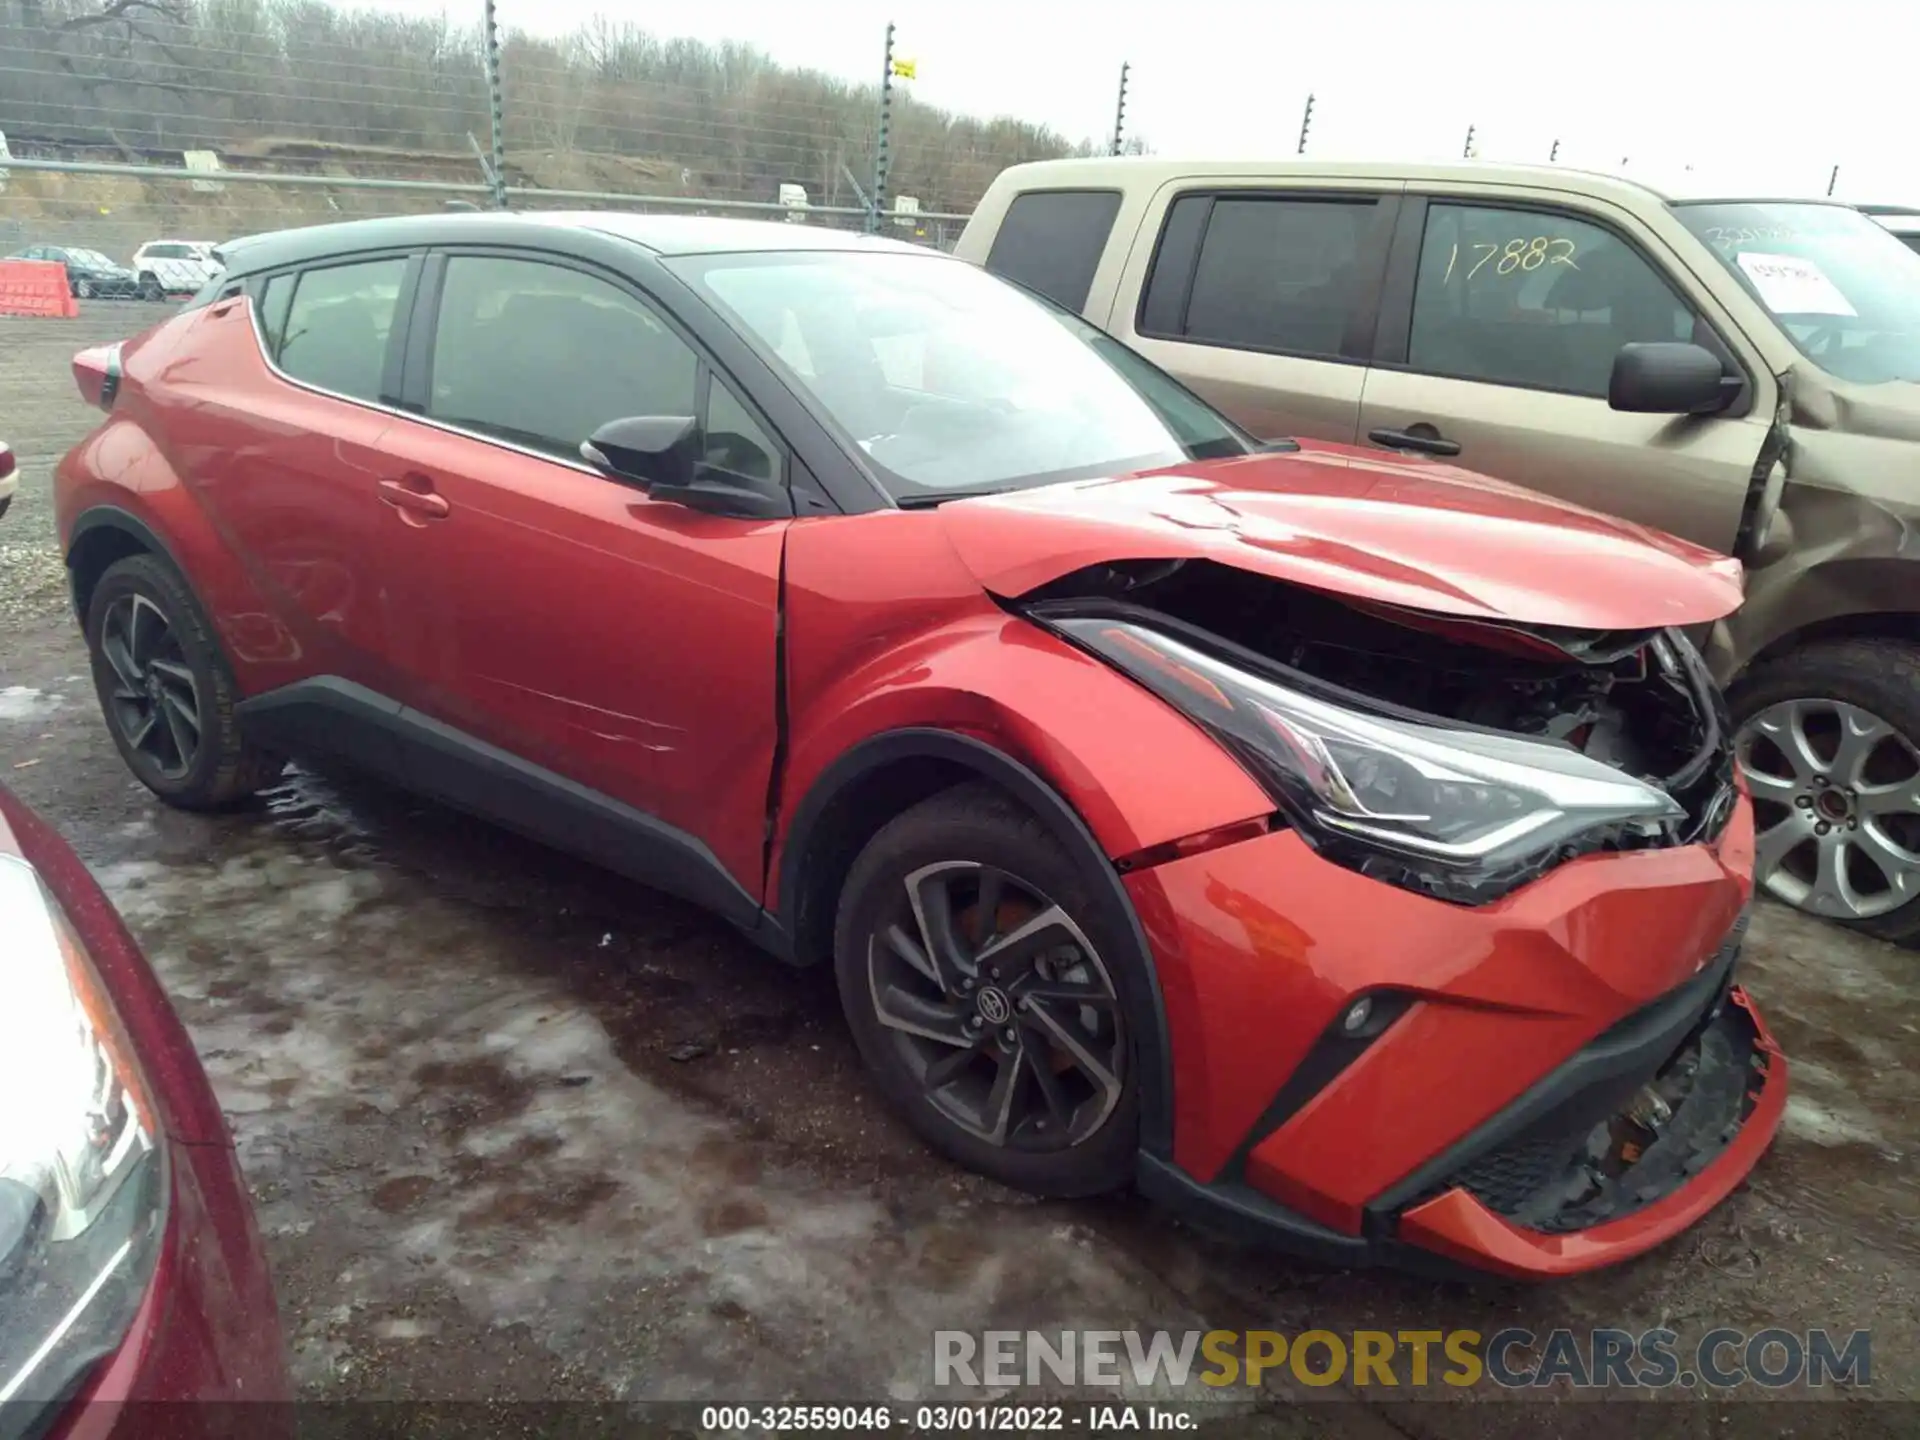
2, 309, 1915, 1435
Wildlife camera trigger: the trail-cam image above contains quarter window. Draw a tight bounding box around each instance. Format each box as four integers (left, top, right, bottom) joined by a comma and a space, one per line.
277, 257, 408, 403
1159, 196, 1378, 358
1408, 205, 1697, 397
982, 190, 1122, 312
258, 274, 295, 357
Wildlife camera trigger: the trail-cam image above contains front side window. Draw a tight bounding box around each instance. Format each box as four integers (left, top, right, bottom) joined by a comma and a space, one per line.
982, 190, 1121, 313
145, 244, 190, 260
428, 255, 774, 476
1407, 204, 1697, 397
277, 257, 408, 402
1674, 201, 1920, 385
674, 250, 1254, 501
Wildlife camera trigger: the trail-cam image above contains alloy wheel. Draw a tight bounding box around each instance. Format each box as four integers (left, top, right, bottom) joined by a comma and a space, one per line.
1737, 697, 1920, 920
99, 593, 203, 781
76, 278, 94, 299
865, 861, 1125, 1150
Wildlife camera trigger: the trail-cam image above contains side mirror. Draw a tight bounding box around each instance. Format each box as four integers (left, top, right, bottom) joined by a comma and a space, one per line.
1608, 342, 1739, 416
580, 415, 701, 489
580, 414, 792, 521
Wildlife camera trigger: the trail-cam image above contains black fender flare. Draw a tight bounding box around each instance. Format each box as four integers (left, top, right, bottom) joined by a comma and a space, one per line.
65, 505, 184, 624
776, 727, 1175, 1159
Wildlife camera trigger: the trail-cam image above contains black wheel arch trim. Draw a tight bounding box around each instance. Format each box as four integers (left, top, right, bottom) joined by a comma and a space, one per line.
775, 726, 1175, 1158
66, 505, 186, 624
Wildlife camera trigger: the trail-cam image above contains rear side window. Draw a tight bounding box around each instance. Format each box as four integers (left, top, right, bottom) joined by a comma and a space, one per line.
257, 273, 294, 353
1169, 196, 1378, 357
982, 190, 1121, 312
145, 243, 190, 259
277, 257, 408, 402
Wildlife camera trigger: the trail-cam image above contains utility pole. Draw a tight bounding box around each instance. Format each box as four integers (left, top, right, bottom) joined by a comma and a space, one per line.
869, 22, 896, 234
1297, 93, 1314, 156
1111, 61, 1130, 156
1828, 163, 1840, 197
1462, 124, 1476, 159
481, 0, 507, 209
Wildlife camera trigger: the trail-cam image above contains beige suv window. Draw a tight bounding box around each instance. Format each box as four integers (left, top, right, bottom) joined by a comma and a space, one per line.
1409, 205, 1697, 397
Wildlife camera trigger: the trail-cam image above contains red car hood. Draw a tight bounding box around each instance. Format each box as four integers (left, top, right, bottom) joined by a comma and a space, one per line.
935, 442, 1745, 629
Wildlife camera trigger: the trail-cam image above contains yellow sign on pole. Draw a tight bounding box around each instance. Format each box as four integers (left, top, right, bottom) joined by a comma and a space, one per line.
890, 57, 917, 79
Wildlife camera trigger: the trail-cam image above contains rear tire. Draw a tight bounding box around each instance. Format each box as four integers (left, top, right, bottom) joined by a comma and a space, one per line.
74, 277, 94, 300
138, 274, 164, 301
85, 553, 284, 810
833, 782, 1142, 1197
1730, 639, 1920, 946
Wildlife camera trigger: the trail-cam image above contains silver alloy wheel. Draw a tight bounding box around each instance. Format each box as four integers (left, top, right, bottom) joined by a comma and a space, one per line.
99, 593, 203, 781
1737, 697, 1920, 920
865, 860, 1125, 1149
76, 278, 93, 299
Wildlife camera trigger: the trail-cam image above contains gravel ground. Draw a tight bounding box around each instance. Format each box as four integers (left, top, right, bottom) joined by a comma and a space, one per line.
2, 308, 1916, 1435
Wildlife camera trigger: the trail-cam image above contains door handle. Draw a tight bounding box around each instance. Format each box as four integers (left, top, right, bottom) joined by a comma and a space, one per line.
377, 476, 450, 521
1367, 425, 1462, 458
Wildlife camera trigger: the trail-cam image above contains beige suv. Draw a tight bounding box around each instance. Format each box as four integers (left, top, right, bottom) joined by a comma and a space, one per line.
957, 159, 1920, 941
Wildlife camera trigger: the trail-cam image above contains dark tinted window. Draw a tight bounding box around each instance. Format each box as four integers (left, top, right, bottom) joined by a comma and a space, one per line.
428, 255, 774, 476
1901, 234, 1920, 256
258, 274, 294, 356
145, 243, 191, 259
278, 257, 407, 402
1408, 204, 1695, 396
1182, 197, 1376, 357
982, 190, 1121, 312
1139, 195, 1209, 335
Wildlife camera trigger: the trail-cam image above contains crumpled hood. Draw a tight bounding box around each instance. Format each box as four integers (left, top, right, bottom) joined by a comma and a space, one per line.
936, 442, 1745, 629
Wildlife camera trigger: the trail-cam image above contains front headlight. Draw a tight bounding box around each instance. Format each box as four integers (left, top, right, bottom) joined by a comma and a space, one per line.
0, 855, 165, 1418
1049, 616, 1685, 903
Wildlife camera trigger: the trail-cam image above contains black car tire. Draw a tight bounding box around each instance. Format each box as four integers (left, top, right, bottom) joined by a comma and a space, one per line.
74, 277, 94, 299
138, 273, 164, 301
85, 553, 285, 810
1730, 638, 1920, 946
834, 782, 1142, 1196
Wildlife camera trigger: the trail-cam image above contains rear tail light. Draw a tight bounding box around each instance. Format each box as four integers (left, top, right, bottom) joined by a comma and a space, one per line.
0, 447, 15, 484
71, 343, 124, 413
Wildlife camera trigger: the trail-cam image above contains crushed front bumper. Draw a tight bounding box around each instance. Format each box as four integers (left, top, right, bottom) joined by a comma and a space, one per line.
1127, 808, 1784, 1280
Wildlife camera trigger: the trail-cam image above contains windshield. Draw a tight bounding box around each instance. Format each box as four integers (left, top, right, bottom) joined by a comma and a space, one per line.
672, 250, 1253, 501
1674, 201, 1920, 385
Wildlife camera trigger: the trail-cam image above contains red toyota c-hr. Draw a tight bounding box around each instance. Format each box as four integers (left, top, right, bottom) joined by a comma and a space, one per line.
1, 785, 288, 1429
53, 213, 1784, 1279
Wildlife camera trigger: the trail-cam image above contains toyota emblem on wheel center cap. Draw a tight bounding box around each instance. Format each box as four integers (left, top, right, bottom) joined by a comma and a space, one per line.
975, 986, 1011, 1026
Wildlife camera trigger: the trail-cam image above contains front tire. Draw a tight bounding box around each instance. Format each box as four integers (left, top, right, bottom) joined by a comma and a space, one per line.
85, 554, 284, 810
1731, 638, 1920, 945
834, 783, 1142, 1196
138, 274, 164, 301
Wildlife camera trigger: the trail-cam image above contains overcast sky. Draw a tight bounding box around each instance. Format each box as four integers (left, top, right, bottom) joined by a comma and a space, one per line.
390, 0, 1918, 201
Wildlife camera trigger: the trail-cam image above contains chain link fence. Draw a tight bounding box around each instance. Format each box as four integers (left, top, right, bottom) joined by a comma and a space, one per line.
0, 2, 1121, 275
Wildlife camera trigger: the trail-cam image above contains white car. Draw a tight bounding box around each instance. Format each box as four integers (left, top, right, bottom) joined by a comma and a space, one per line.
130, 240, 220, 300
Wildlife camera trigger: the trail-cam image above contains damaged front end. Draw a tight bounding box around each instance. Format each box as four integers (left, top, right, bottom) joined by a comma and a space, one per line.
1022, 559, 1738, 904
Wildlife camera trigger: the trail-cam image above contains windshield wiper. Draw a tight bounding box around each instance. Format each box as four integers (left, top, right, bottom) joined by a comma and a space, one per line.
893, 489, 1009, 509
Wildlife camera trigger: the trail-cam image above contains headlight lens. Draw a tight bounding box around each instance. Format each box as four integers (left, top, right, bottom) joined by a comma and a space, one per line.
1051, 616, 1685, 903
0, 855, 165, 1415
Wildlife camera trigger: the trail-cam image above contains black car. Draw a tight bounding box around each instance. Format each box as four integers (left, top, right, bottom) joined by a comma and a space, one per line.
6, 244, 141, 298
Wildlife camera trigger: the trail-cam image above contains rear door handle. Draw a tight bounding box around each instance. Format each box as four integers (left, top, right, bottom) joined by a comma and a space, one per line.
377, 476, 450, 521
1367, 425, 1462, 458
